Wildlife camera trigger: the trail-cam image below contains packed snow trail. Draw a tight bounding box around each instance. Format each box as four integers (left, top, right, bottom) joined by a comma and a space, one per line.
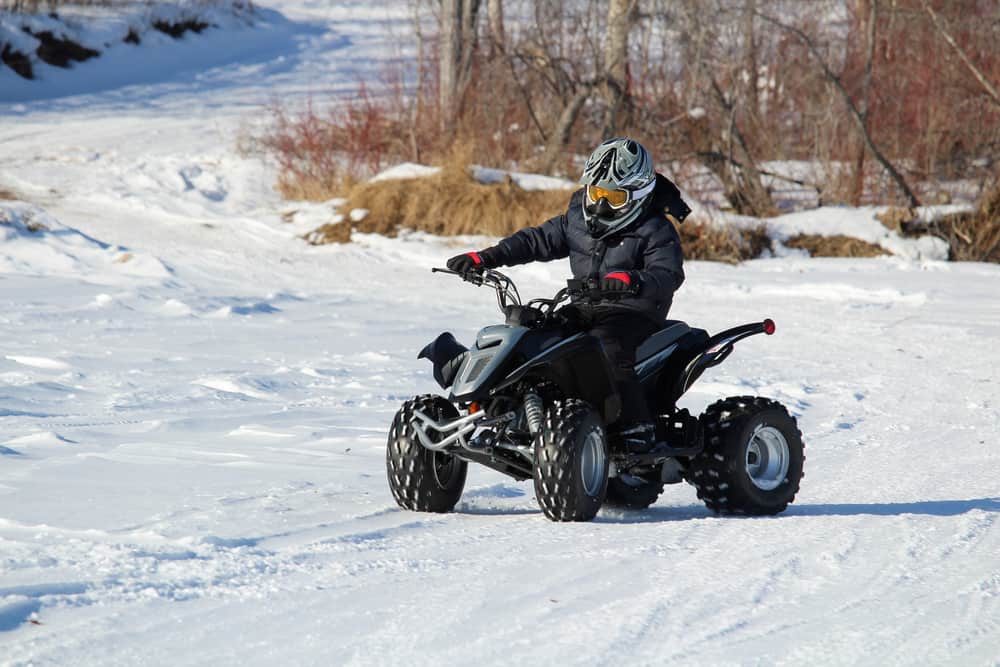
2, 1, 1000, 665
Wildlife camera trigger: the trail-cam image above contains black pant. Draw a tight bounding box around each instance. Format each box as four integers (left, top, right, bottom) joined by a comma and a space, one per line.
582, 308, 661, 426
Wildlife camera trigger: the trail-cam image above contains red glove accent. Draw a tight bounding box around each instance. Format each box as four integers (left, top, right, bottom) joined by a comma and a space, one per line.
604, 271, 631, 285
467, 252, 482, 265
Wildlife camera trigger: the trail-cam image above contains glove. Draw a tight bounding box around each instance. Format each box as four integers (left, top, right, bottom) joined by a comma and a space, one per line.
601, 271, 639, 293
446, 248, 499, 274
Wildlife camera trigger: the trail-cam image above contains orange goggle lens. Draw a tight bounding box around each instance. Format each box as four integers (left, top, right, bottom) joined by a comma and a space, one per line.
586, 185, 629, 208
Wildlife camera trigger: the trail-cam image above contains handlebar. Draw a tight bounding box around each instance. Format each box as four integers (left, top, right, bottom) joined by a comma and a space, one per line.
564, 277, 641, 301
431, 267, 638, 321
433, 267, 522, 312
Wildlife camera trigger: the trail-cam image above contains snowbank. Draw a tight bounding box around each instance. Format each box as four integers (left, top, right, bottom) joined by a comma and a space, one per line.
0, 2, 290, 103
0, 202, 171, 282
754, 206, 952, 261
370, 162, 576, 192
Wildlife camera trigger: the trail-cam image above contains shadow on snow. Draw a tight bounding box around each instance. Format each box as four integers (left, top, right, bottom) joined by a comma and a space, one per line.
454, 497, 1000, 522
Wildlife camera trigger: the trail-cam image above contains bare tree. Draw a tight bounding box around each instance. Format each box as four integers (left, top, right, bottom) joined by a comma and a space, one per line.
439, 0, 481, 130
757, 9, 920, 208
671, 0, 776, 216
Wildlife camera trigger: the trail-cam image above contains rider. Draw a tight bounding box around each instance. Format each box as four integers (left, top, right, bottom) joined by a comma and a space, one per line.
446, 138, 690, 452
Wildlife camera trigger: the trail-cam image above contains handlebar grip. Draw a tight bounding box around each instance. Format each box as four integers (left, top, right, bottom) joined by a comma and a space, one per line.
565, 278, 639, 300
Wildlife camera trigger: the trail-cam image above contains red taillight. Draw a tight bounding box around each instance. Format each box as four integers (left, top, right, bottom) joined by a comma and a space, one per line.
763, 319, 776, 335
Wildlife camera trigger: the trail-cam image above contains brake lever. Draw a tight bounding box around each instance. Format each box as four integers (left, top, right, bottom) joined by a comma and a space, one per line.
431, 266, 486, 285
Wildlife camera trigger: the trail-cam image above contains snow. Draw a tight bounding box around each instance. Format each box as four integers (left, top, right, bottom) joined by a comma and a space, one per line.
369, 162, 577, 191
370, 162, 443, 182
759, 206, 952, 260
2, 2, 1000, 665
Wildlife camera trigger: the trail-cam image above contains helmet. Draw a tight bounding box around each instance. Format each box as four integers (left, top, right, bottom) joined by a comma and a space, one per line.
579, 138, 656, 239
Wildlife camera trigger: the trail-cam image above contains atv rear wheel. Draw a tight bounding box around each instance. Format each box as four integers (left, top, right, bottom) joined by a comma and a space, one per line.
532, 399, 609, 522
386, 395, 467, 513
689, 396, 804, 515
605, 475, 664, 509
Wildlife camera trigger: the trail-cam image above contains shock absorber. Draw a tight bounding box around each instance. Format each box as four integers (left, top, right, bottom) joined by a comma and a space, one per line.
523, 392, 544, 436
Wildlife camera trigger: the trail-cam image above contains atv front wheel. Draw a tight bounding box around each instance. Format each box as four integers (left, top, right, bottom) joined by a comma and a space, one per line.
605, 475, 664, 510
533, 399, 609, 522
689, 396, 804, 515
386, 395, 468, 513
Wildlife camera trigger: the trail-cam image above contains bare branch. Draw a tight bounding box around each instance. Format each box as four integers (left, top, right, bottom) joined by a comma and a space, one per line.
917, 0, 1000, 109
756, 10, 920, 208
535, 85, 595, 174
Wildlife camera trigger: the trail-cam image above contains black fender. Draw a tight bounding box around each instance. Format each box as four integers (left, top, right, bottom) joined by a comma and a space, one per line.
418, 332, 468, 389
673, 319, 776, 399
492, 333, 621, 423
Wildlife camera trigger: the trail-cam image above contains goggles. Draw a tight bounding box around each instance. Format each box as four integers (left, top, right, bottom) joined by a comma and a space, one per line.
585, 179, 656, 210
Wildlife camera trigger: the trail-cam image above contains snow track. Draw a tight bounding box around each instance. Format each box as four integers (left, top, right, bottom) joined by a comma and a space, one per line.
2, 1, 999, 664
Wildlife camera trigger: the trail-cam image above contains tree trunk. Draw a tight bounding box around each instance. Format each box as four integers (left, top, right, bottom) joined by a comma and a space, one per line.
603, 0, 637, 135
850, 0, 878, 206
439, 0, 481, 131
487, 0, 504, 55
743, 0, 759, 117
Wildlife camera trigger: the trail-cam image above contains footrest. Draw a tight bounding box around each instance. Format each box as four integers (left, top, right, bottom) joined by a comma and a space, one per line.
622, 442, 701, 465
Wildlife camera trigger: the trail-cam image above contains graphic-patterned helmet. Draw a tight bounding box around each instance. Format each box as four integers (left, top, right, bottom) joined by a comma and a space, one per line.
579, 138, 656, 239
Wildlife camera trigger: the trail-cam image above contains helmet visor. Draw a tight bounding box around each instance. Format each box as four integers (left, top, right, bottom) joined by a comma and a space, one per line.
586, 184, 630, 209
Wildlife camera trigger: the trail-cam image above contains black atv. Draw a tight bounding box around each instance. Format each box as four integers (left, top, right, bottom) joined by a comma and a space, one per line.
386, 268, 804, 522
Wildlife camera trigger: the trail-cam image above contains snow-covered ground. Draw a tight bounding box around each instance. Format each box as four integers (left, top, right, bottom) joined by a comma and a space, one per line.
2, 2, 1000, 665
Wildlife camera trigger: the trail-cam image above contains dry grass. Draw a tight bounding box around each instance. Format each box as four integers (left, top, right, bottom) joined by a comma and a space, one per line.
346, 156, 571, 238
875, 207, 918, 233
316, 152, 775, 263
0, 187, 17, 201
931, 184, 1000, 262
677, 221, 772, 263
277, 173, 355, 203
875, 185, 1000, 262
785, 234, 888, 258
303, 222, 351, 245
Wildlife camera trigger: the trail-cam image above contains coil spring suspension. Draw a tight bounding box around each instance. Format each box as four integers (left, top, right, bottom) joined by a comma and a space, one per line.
523, 393, 544, 436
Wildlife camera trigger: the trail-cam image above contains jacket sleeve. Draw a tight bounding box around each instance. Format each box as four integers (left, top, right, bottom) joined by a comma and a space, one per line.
636, 220, 685, 299
488, 192, 576, 266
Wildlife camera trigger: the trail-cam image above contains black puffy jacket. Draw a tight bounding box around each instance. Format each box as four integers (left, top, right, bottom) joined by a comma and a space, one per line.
489, 174, 688, 321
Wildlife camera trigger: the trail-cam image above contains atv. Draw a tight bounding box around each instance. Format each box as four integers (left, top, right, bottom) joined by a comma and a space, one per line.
386, 268, 804, 522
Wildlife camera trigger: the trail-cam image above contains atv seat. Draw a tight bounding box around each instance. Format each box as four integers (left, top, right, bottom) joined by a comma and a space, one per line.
635, 321, 691, 362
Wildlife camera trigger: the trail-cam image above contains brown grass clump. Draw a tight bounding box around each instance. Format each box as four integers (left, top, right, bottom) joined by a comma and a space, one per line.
677, 221, 772, 264
925, 185, 1000, 262
0, 187, 17, 201
303, 222, 351, 245
875, 207, 917, 233
785, 234, 888, 258
874, 185, 1000, 262
346, 158, 571, 238
277, 173, 355, 203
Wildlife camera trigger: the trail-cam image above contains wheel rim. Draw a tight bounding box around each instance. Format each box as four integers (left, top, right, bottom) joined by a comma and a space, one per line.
580, 428, 607, 497
745, 425, 790, 491
432, 452, 458, 488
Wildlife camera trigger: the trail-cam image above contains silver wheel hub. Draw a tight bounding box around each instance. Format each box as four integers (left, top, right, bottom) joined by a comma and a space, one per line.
745, 425, 790, 491
580, 428, 607, 497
